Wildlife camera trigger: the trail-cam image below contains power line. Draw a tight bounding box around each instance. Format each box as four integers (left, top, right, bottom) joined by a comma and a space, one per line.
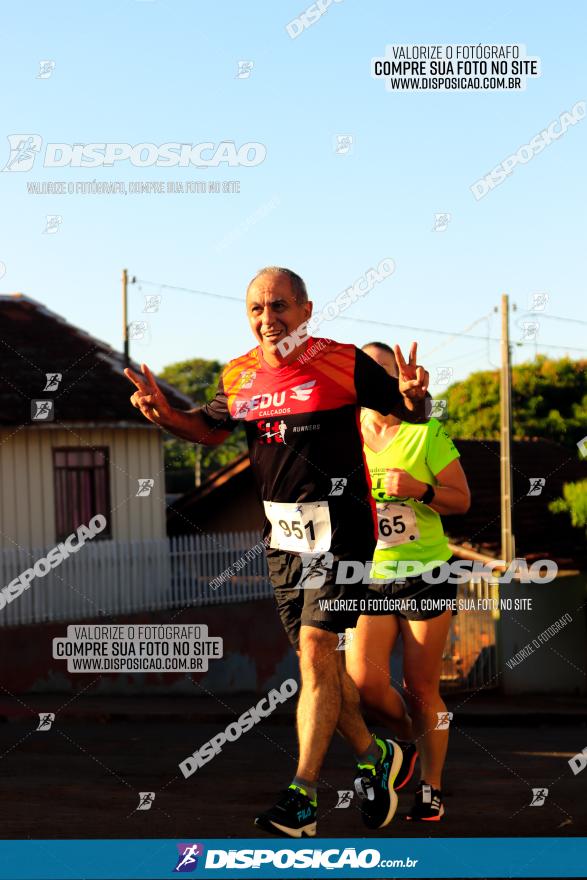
335, 312, 501, 340
337, 315, 587, 352
426, 348, 492, 370
519, 311, 587, 326
134, 277, 496, 339
133, 278, 242, 304
422, 309, 497, 357
514, 340, 587, 353
132, 277, 587, 353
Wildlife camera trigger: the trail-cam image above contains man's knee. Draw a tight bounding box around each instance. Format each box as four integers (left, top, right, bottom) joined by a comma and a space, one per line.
299, 626, 338, 668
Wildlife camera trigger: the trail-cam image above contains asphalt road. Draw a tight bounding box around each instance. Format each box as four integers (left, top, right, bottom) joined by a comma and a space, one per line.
0, 713, 584, 841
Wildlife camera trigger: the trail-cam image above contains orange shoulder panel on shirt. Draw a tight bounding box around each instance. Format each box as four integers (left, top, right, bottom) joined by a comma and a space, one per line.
222, 349, 260, 397
310, 340, 357, 398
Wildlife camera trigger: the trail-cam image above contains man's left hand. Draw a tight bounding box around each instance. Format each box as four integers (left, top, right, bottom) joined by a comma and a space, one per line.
394, 342, 429, 400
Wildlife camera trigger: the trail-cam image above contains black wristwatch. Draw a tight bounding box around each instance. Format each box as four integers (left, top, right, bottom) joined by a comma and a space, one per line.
419, 483, 435, 505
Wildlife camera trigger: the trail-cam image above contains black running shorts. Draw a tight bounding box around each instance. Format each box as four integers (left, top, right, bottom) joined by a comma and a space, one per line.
362, 559, 458, 621
266, 548, 368, 648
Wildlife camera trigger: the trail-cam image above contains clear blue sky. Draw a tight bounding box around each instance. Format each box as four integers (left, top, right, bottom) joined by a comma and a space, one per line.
1, 0, 586, 390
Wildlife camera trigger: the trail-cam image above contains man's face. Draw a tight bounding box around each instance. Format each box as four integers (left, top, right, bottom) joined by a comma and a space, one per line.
246, 273, 312, 363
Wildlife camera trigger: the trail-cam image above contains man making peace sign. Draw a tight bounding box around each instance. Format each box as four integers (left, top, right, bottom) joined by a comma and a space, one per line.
125, 266, 429, 838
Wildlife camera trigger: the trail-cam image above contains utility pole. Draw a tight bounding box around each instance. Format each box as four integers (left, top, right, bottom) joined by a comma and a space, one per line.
500, 293, 515, 562
122, 268, 129, 367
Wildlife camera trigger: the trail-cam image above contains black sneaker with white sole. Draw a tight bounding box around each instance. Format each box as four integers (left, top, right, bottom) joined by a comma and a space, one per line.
406, 781, 444, 821
354, 736, 403, 829
255, 786, 317, 838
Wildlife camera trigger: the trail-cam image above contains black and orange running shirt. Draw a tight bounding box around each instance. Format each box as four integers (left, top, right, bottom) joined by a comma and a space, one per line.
200, 338, 407, 557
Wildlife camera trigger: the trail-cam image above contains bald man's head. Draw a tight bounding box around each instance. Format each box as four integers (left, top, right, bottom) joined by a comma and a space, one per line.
246, 266, 308, 304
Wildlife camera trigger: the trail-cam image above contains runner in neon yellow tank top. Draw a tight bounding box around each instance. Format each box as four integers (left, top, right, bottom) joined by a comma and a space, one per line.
346, 341, 471, 823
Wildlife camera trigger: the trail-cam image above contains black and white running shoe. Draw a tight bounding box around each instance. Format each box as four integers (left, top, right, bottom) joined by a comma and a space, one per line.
255, 786, 317, 838
406, 781, 445, 821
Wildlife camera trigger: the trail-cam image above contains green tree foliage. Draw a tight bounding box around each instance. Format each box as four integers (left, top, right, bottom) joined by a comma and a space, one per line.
159, 358, 247, 484
549, 480, 587, 536
444, 356, 587, 446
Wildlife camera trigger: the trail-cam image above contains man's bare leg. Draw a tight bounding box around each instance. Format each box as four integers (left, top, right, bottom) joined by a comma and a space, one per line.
295, 626, 372, 782
260, 624, 400, 836
337, 662, 376, 753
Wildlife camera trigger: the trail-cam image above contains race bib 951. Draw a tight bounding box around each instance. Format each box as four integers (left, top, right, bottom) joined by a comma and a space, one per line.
263, 500, 332, 553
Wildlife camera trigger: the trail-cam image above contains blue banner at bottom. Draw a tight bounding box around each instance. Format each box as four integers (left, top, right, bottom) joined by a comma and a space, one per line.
0, 838, 584, 879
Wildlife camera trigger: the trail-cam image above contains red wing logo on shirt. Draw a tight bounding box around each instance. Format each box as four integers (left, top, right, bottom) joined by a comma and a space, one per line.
257, 419, 288, 444
290, 380, 316, 401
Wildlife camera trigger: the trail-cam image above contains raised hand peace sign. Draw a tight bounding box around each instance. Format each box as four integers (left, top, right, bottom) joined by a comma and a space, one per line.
393, 342, 429, 400
124, 363, 173, 426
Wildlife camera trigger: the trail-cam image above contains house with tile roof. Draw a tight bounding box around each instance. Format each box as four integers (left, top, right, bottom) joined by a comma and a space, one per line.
0, 293, 196, 624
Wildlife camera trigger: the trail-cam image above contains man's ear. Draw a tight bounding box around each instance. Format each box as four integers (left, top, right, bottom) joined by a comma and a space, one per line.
304, 299, 313, 320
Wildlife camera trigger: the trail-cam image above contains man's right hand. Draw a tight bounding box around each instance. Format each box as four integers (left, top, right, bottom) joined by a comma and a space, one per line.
125, 362, 231, 446
125, 363, 174, 428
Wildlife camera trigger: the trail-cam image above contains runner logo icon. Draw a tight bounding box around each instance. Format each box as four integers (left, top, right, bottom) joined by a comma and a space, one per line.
299, 552, 334, 589
335, 790, 354, 808
2, 134, 42, 171
527, 477, 546, 496
136, 792, 155, 811
435, 711, 453, 730
43, 373, 62, 391
174, 843, 204, 872
530, 788, 548, 806
31, 400, 54, 421
329, 477, 347, 496
36, 713, 55, 731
